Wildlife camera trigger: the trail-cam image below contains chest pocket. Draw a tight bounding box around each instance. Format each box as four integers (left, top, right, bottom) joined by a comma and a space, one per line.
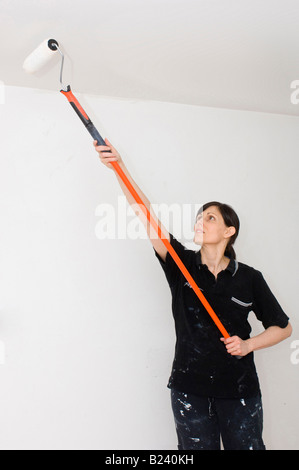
231, 296, 253, 308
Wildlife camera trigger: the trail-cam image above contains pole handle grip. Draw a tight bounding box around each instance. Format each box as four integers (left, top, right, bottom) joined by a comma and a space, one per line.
60, 86, 108, 147
86, 122, 106, 146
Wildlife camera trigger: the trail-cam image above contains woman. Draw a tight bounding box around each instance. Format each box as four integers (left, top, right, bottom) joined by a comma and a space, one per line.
94, 139, 292, 451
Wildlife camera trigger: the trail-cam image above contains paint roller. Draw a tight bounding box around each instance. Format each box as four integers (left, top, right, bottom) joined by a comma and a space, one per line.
23, 39, 60, 74
23, 39, 106, 146
23, 39, 233, 342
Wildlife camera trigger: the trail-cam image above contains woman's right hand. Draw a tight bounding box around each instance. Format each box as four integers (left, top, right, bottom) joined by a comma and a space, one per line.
93, 138, 123, 169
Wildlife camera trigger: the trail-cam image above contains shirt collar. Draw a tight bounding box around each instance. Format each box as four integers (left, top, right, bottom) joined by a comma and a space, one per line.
195, 250, 238, 277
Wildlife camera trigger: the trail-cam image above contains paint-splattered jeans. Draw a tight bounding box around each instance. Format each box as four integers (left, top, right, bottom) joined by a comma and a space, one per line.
171, 389, 266, 450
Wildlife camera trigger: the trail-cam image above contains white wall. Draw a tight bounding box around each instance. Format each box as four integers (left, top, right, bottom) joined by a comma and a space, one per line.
0, 85, 298, 450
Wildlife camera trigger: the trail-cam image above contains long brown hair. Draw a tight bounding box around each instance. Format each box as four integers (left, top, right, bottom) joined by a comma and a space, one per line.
196, 201, 240, 259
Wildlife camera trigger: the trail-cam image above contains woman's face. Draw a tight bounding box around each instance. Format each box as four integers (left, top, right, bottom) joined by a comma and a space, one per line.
193, 205, 235, 247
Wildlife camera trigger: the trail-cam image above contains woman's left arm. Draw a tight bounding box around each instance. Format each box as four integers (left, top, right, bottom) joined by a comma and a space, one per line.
221, 322, 293, 357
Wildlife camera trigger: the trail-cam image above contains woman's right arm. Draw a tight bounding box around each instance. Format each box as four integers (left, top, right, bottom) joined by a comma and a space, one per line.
94, 139, 169, 262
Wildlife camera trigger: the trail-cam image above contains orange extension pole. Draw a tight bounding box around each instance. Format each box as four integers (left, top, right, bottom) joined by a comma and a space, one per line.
61, 87, 230, 340
110, 161, 230, 339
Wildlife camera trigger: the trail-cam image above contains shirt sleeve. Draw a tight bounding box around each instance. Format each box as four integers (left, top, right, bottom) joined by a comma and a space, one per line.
153, 233, 193, 288
251, 269, 289, 329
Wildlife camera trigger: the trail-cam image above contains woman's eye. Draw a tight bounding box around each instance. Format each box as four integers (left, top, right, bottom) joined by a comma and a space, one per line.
209, 216, 215, 220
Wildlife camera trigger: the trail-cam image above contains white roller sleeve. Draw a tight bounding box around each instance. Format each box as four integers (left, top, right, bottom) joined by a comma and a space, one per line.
23, 39, 58, 74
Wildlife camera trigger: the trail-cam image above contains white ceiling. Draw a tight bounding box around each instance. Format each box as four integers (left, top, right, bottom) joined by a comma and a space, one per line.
1, 0, 299, 115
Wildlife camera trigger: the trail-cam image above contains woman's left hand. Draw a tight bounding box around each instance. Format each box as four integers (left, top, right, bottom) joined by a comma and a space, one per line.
220, 336, 251, 357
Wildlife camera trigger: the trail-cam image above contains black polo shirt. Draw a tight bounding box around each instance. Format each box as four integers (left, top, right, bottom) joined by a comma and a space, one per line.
154, 233, 289, 399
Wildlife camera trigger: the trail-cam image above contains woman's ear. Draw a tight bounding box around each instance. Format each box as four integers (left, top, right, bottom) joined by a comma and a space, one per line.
224, 226, 236, 239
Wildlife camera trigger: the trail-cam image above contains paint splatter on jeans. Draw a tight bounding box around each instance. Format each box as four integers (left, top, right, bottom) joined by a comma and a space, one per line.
171, 389, 266, 450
